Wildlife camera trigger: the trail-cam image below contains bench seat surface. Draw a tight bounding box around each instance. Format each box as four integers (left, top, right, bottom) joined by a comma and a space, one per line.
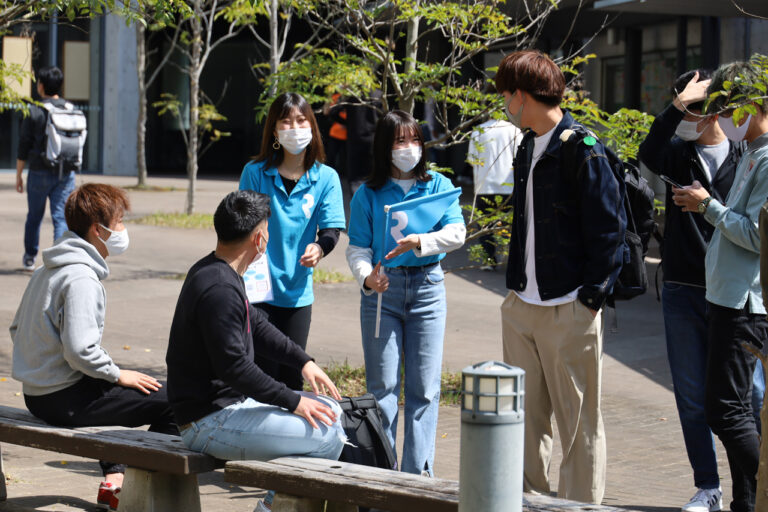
0, 405, 221, 474
226, 457, 636, 512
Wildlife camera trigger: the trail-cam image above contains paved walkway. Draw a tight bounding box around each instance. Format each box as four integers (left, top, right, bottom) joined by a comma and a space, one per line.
0, 173, 732, 511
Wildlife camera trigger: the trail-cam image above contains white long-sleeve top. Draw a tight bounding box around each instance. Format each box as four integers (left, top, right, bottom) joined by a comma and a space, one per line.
345, 223, 466, 295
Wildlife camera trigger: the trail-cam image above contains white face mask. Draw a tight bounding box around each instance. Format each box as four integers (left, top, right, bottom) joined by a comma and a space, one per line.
675, 119, 704, 142
392, 146, 422, 174
718, 114, 752, 142
277, 127, 313, 155
98, 224, 129, 256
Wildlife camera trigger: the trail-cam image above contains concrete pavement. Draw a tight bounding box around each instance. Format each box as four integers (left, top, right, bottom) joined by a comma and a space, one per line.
0, 172, 732, 511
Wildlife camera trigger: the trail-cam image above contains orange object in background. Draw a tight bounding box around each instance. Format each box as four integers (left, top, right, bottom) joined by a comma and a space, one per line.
329, 93, 347, 141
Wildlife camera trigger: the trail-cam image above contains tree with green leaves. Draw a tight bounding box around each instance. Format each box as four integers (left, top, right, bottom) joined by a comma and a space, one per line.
152, 0, 256, 214
135, 3, 189, 187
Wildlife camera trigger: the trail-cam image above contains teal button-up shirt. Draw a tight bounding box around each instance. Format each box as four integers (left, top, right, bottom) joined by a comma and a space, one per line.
704, 132, 768, 314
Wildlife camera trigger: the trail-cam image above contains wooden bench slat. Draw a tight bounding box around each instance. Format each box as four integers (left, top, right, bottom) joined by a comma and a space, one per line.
272, 457, 459, 493
226, 459, 458, 512
0, 406, 221, 474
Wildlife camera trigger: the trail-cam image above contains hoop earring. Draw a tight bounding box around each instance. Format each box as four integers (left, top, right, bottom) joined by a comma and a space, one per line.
273, 137, 281, 150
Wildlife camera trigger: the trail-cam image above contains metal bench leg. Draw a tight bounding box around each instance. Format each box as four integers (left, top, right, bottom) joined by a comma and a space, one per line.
118, 467, 201, 512
0, 443, 7, 501
272, 493, 324, 512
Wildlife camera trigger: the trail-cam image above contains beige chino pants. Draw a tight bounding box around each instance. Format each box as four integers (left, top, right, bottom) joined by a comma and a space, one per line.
501, 291, 606, 504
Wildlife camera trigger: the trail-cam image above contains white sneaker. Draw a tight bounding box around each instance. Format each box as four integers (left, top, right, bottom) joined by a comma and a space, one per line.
681, 487, 722, 512
22, 254, 35, 271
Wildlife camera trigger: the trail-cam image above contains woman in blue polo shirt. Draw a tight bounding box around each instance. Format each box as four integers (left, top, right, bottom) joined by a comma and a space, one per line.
239, 93, 346, 391
346, 110, 465, 476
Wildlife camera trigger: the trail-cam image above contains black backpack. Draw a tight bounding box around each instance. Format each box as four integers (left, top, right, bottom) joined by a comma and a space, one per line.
337, 394, 397, 471
561, 125, 657, 301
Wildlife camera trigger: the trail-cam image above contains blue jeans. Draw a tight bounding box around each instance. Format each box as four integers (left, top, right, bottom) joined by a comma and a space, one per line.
24, 170, 75, 258
179, 393, 345, 461
662, 282, 719, 489
360, 263, 446, 476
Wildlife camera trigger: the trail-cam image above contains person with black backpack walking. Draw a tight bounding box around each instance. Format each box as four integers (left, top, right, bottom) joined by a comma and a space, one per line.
16, 66, 87, 271
494, 50, 627, 505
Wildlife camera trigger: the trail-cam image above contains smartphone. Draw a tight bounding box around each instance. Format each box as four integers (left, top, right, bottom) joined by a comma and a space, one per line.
660, 175, 685, 189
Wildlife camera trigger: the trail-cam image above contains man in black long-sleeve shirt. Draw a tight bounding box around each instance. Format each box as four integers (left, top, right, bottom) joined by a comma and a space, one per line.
166, 191, 345, 511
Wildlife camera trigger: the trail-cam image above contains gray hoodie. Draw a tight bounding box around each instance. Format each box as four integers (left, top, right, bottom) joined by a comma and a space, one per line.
10, 232, 120, 396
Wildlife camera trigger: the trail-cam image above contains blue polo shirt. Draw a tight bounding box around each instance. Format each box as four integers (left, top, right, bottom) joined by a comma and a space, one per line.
239, 160, 346, 307
348, 171, 464, 267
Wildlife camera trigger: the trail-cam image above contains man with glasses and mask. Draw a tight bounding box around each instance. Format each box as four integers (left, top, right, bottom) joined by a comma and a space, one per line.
672, 60, 768, 512
494, 50, 626, 505
166, 190, 345, 512
638, 69, 743, 512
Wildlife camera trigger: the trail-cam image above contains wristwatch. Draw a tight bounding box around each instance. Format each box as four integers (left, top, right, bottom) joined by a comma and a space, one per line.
697, 196, 713, 214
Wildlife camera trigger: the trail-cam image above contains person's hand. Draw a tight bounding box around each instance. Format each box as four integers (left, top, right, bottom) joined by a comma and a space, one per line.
16, 174, 23, 193
117, 369, 162, 395
364, 262, 389, 293
299, 243, 323, 268
672, 180, 710, 212
385, 234, 420, 260
301, 360, 342, 401
672, 71, 711, 112
292, 395, 338, 429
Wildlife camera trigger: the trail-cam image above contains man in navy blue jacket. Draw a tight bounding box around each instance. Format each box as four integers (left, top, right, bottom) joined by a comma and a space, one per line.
495, 50, 626, 504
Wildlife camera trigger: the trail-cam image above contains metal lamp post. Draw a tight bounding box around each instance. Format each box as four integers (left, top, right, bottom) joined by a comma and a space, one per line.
459, 361, 525, 512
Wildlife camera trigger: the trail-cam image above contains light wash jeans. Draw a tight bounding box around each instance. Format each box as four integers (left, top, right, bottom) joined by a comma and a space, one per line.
179, 393, 345, 462
24, 169, 75, 259
360, 262, 446, 476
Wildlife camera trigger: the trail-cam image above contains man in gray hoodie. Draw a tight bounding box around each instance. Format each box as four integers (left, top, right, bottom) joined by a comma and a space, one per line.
9, 183, 176, 511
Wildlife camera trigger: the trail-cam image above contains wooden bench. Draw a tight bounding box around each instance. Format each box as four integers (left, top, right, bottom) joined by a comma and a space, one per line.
225, 457, 635, 512
0, 405, 223, 511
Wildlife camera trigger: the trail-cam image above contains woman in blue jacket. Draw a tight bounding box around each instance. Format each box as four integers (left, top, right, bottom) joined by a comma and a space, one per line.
346, 110, 465, 476
239, 93, 346, 391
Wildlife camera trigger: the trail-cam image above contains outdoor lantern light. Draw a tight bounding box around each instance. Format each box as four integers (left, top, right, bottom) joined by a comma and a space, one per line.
459, 361, 525, 512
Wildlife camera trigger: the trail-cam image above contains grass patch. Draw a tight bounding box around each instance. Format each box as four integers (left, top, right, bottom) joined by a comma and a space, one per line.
312, 360, 462, 407
123, 184, 184, 192
313, 268, 354, 284
130, 212, 214, 229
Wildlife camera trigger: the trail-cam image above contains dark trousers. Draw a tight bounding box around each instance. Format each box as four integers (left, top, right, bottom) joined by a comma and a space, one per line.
253, 303, 312, 391
705, 302, 766, 512
25, 375, 178, 476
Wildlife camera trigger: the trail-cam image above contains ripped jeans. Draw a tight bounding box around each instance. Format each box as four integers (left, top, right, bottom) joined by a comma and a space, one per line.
180, 392, 345, 461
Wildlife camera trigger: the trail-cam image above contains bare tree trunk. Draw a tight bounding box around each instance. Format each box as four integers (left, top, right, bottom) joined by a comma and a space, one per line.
186, 2, 203, 215
136, 22, 148, 187
398, 0, 420, 114
268, 0, 279, 96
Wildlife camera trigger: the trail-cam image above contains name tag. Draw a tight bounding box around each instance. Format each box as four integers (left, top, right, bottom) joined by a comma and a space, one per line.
243, 254, 274, 304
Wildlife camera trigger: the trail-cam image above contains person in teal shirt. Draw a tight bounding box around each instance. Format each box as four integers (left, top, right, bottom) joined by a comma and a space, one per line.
239, 93, 346, 391
346, 110, 465, 476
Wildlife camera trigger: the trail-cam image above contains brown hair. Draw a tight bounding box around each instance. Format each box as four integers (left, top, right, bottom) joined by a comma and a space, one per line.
65, 183, 130, 238
254, 93, 326, 171
495, 50, 565, 107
